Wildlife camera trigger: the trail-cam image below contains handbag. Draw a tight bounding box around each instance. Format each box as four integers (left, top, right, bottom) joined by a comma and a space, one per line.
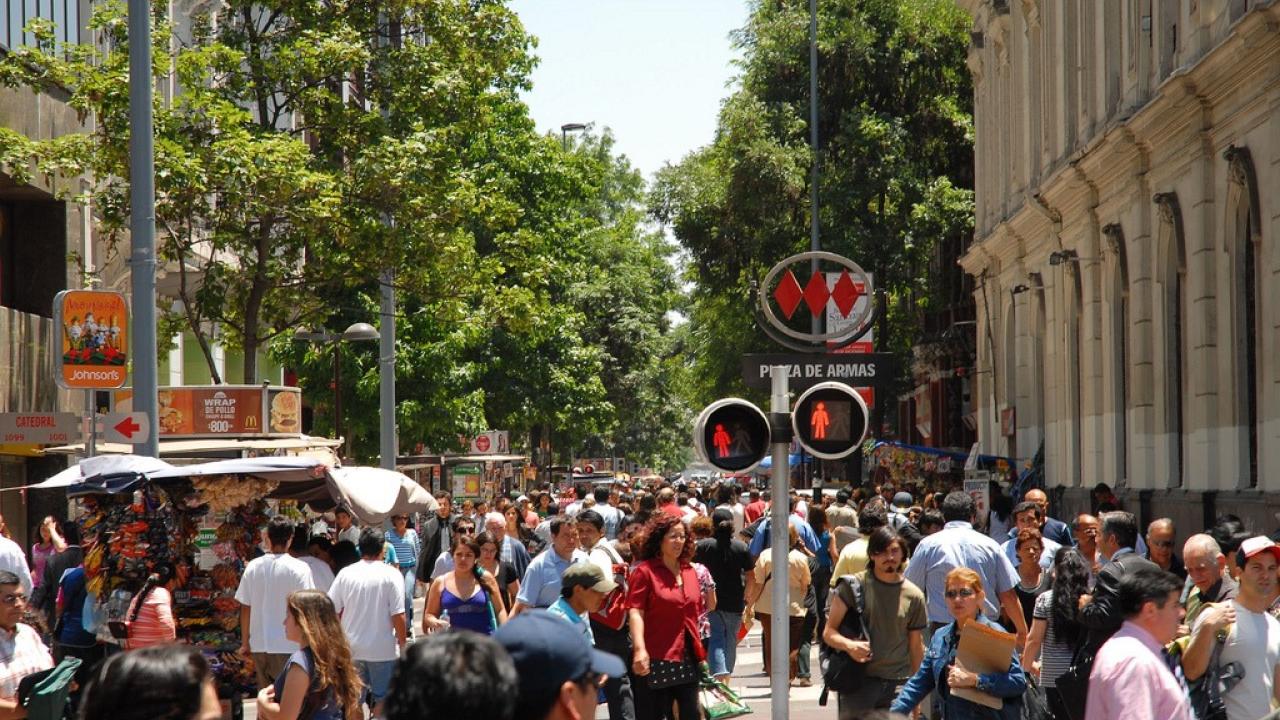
819, 574, 869, 693
1052, 644, 1092, 720
649, 658, 701, 689
1021, 672, 1051, 720
1189, 628, 1241, 720
699, 673, 751, 719
19, 656, 81, 720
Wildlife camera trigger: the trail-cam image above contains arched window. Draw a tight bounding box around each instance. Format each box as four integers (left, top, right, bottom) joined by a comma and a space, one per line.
1103, 223, 1129, 486
1225, 145, 1261, 488
1154, 192, 1186, 487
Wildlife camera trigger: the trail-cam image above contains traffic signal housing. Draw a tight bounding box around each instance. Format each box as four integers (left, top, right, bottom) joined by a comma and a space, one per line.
693, 398, 771, 473
792, 382, 868, 460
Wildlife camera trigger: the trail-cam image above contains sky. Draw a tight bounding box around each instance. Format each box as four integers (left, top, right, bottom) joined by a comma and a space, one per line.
508, 0, 750, 182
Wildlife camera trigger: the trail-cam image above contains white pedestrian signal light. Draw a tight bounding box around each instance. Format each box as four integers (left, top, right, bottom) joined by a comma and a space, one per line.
792, 382, 868, 460
693, 399, 770, 473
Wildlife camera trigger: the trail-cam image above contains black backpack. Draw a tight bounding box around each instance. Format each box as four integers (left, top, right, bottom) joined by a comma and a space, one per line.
819, 574, 870, 693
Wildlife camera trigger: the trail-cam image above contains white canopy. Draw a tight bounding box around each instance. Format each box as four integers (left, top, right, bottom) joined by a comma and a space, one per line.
327, 466, 439, 525
19, 455, 177, 491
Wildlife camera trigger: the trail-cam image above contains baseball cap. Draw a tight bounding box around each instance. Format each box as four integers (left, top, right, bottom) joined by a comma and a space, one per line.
495, 610, 626, 704
561, 563, 618, 595
1239, 536, 1280, 563
893, 492, 914, 509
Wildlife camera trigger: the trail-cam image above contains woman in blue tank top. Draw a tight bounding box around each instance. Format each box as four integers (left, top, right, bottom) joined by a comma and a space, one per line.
422, 536, 508, 635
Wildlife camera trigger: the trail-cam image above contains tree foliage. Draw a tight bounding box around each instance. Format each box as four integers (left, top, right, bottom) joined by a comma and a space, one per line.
651, 0, 974, 410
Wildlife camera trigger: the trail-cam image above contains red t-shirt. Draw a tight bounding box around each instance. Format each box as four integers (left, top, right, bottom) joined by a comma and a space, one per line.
744, 501, 767, 524
626, 559, 703, 662
659, 504, 685, 520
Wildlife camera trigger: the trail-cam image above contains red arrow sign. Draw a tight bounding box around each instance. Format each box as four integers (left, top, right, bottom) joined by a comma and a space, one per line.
113, 416, 142, 439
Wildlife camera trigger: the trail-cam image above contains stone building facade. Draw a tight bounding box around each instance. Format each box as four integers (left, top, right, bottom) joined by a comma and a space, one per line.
956, 0, 1280, 530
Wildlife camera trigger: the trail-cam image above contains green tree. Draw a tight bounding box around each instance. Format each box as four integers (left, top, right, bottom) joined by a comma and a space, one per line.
651, 0, 973, 410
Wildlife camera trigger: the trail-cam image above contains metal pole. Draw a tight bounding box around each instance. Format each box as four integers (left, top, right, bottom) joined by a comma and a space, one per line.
333, 342, 342, 459
808, 0, 821, 339
84, 390, 96, 458
379, 269, 397, 470
129, 0, 159, 458
769, 365, 790, 720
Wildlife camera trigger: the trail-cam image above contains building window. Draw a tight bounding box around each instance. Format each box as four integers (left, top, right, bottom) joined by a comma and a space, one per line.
1104, 223, 1129, 486
1155, 192, 1185, 488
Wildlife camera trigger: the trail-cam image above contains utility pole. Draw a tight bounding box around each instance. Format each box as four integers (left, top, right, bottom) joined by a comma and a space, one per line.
769, 365, 791, 720
809, 0, 821, 333
380, 268, 397, 470
129, 0, 159, 458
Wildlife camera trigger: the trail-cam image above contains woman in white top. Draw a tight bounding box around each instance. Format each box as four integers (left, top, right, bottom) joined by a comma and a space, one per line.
743, 524, 811, 682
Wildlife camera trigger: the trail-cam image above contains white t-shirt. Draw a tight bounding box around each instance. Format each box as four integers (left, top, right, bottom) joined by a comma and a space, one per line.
731, 503, 745, 533
234, 553, 314, 654
0, 537, 32, 595
328, 559, 405, 662
299, 555, 335, 593
1196, 600, 1280, 720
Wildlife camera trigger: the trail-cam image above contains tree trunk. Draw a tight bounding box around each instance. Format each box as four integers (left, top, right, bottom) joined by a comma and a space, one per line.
176, 238, 223, 385
240, 221, 273, 383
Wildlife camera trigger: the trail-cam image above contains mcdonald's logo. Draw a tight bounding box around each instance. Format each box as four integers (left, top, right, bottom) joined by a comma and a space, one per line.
244, 414, 258, 429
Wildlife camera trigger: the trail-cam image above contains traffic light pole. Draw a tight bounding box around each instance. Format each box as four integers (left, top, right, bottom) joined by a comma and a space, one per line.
768, 365, 790, 720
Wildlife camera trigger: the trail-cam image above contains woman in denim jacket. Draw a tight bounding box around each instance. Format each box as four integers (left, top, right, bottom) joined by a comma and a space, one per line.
890, 567, 1026, 719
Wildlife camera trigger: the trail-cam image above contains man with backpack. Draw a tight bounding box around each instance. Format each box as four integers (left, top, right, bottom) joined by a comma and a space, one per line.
577, 510, 635, 720
822, 526, 926, 717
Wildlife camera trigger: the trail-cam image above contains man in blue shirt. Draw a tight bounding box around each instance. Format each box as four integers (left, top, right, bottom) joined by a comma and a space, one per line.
748, 512, 821, 559
512, 516, 587, 614
904, 491, 1026, 647
1001, 501, 1061, 570
1023, 488, 1076, 547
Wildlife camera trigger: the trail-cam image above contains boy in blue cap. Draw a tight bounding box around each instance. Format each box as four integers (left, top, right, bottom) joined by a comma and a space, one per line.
495, 610, 626, 720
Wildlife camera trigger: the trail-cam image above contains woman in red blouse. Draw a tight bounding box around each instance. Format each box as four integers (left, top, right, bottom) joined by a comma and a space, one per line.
626, 513, 704, 720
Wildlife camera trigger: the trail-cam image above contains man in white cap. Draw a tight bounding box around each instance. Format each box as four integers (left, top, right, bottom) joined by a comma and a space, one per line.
1182, 535, 1280, 720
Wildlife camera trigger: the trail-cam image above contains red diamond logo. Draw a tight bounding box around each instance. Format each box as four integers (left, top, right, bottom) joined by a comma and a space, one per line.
802, 273, 830, 317
772, 271, 803, 319
830, 270, 861, 318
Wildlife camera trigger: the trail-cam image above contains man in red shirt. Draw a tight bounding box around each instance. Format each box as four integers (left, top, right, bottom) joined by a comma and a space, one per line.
744, 490, 767, 524
657, 487, 684, 519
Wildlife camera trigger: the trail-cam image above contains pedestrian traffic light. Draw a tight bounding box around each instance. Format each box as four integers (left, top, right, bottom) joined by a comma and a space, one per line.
792, 382, 868, 460
693, 399, 771, 473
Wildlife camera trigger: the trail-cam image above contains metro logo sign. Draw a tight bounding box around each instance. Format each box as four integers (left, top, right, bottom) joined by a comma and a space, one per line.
53, 290, 130, 390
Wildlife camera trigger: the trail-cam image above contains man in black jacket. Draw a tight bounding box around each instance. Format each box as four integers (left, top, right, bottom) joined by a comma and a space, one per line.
1079, 510, 1159, 654
416, 493, 455, 576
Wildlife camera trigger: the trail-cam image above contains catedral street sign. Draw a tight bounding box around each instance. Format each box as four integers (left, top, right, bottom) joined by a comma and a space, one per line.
742, 353, 895, 391
0, 413, 79, 445
53, 290, 130, 390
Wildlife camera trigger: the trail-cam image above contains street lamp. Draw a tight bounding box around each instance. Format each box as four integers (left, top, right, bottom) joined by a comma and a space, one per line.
295, 322, 379, 458
560, 122, 587, 151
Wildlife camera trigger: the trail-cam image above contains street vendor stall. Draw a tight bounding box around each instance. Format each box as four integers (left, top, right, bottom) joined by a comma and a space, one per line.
22, 455, 436, 718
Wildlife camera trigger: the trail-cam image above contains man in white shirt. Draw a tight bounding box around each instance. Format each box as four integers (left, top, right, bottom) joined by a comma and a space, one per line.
0, 518, 31, 596
333, 505, 361, 546
329, 528, 407, 711
235, 517, 315, 687
290, 526, 334, 592
1183, 535, 1280, 720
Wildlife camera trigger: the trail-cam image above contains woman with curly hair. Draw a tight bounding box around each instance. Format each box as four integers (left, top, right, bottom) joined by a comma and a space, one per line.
255, 590, 364, 720
626, 513, 705, 720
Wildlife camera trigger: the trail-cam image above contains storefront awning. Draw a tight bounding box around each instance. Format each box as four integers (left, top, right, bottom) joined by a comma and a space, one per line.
42, 435, 342, 459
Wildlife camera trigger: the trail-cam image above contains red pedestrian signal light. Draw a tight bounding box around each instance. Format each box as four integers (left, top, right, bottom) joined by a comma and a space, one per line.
694, 399, 770, 473
792, 382, 868, 460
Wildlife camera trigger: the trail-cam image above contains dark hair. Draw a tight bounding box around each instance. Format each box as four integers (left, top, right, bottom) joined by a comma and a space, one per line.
866, 526, 907, 562
749, 489, 760, 501
1210, 516, 1250, 556
711, 507, 735, 542
450, 536, 482, 560
919, 509, 945, 531
309, 536, 333, 556
857, 504, 888, 533
1049, 547, 1092, 647
576, 510, 604, 532
593, 486, 610, 503
267, 516, 295, 547
474, 531, 502, 556
808, 505, 828, 534
1118, 567, 1183, 617
452, 516, 476, 533
836, 489, 850, 504
79, 645, 210, 720
549, 515, 576, 537
991, 489, 1014, 521
1092, 482, 1112, 495
290, 525, 311, 554
61, 522, 81, 546
0, 571, 19, 589
575, 485, 589, 500
129, 564, 173, 624
637, 514, 694, 564
384, 631, 518, 720
1015, 527, 1043, 550
1099, 511, 1138, 550
358, 528, 385, 558
334, 504, 354, 518
1012, 501, 1043, 521
638, 494, 657, 513
941, 491, 975, 523
332, 540, 359, 570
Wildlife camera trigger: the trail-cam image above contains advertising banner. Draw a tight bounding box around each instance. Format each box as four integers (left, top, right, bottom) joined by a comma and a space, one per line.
115, 386, 302, 437
53, 290, 129, 389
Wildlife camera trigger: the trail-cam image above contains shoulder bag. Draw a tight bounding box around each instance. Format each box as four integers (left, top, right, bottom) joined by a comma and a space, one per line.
1189, 627, 1242, 720
648, 567, 703, 689
819, 574, 869, 693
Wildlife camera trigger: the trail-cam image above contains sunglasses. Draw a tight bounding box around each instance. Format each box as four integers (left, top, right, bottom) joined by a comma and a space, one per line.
1150, 540, 1174, 549
944, 588, 977, 600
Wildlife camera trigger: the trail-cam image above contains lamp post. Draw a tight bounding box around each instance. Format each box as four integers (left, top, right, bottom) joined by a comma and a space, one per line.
560, 122, 587, 151
295, 322, 378, 459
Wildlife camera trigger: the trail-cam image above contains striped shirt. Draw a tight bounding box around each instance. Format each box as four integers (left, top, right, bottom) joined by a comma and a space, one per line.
125, 586, 176, 649
384, 529, 420, 569
1033, 590, 1077, 689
